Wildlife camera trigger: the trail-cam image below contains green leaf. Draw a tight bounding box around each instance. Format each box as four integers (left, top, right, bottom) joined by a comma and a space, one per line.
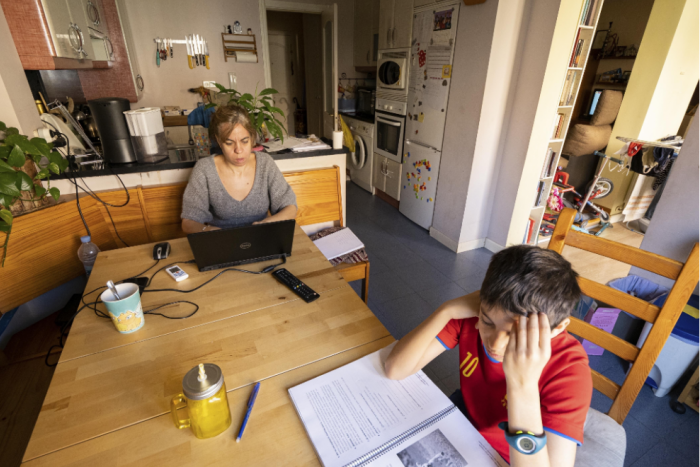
0, 172, 20, 197
0, 209, 12, 225
7, 145, 25, 168
0, 159, 15, 173
57, 157, 69, 172
48, 162, 60, 174
0, 222, 10, 233
0, 193, 13, 207
16, 171, 33, 191
238, 93, 254, 102
204, 103, 217, 110
30, 138, 51, 157
238, 101, 254, 112
269, 106, 284, 117
35, 168, 50, 180
49, 187, 60, 201
5, 127, 19, 136
259, 88, 279, 96
47, 151, 63, 166
34, 184, 46, 198
0, 121, 6, 131
0, 146, 10, 160
214, 82, 228, 92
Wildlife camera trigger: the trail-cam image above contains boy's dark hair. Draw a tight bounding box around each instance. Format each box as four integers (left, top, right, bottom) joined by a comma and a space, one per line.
480, 245, 581, 327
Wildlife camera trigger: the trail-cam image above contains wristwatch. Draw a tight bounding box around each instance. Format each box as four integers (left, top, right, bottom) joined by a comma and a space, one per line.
498, 422, 547, 455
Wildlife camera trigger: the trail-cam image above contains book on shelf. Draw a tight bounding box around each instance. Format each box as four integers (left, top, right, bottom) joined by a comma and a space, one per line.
580, 0, 592, 25
564, 71, 579, 106
569, 29, 581, 66
574, 39, 585, 67
584, 0, 600, 26
288, 344, 508, 467
552, 113, 565, 139
541, 148, 554, 178
526, 218, 535, 244
534, 181, 546, 207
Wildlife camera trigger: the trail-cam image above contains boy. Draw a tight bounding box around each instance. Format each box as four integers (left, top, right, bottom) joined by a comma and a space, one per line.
385, 245, 592, 467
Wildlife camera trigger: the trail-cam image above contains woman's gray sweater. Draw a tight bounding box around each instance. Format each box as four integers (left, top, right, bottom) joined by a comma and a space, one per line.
181, 153, 296, 228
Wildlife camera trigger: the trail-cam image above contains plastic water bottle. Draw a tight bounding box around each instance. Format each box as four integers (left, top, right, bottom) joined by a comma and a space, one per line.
77, 235, 100, 277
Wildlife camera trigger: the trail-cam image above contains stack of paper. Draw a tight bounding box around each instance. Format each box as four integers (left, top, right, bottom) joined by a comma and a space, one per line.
312, 228, 364, 260
263, 135, 331, 153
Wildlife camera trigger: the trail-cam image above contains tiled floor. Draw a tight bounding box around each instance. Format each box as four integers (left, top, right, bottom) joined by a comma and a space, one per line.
344, 182, 699, 467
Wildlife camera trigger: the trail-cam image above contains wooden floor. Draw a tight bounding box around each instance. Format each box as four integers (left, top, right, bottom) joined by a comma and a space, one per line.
0, 223, 645, 466
0, 313, 62, 467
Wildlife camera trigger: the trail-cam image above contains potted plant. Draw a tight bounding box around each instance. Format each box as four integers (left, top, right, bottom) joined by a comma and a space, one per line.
209, 84, 287, 142
0, 121, 68, 266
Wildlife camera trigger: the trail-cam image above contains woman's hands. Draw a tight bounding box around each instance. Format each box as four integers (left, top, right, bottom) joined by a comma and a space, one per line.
503, 312, 552, 390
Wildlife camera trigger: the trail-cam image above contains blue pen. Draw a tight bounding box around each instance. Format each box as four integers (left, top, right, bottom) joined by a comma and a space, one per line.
236, 382, 260, 442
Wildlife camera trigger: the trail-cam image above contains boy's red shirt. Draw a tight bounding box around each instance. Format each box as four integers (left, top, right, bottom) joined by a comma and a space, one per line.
437, 317, 592, 463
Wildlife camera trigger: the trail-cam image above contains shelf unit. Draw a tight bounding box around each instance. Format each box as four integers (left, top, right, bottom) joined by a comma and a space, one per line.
526, 0, 605, 245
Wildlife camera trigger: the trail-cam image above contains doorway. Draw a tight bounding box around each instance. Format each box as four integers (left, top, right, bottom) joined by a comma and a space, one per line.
261, 1, 337, 140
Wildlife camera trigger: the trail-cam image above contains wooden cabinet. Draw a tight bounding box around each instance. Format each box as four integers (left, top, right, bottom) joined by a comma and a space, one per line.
377, 0, 413, 50
353, 0, 379, 67
373, 154, 402, 201
114, 0, 143, 98
82, 0, 108, 35
44, 0, 96, 59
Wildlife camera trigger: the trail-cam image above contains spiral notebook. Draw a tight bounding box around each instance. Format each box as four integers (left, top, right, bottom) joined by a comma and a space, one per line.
289, 344, 508, 467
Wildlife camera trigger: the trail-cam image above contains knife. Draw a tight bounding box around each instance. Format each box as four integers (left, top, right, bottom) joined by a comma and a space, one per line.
156, 39, 160, 67
193, 35, 199, 67
186, 36, 193, 69
205, 40, 210, 69
197, 35, 204, 68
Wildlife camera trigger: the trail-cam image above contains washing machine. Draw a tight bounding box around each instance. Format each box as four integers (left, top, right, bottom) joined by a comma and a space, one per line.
344, 115, 374, 193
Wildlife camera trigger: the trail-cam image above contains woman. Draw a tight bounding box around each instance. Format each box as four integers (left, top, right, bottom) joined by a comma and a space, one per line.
181, 104, 297, 233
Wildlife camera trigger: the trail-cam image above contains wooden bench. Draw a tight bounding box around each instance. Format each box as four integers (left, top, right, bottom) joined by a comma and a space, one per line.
1, 166, 369, 313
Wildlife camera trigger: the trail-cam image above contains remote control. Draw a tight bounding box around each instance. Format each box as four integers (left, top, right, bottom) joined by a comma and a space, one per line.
272, 268, 320, 303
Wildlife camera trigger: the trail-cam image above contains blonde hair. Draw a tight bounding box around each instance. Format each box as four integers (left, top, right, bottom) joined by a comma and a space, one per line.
209, 103, 257, 144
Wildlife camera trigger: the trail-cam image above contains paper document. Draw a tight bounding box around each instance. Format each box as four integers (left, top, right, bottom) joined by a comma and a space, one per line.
263, 135, 330, 153
313, 228, 364, 260
289, 344, 508, 467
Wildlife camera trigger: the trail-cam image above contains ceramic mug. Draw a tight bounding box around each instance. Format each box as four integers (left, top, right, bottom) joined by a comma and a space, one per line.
100, 283, 145, 334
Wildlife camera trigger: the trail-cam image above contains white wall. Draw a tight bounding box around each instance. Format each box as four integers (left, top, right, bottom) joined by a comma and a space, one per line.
629, 115, 699, 289
0, 3, 43, 135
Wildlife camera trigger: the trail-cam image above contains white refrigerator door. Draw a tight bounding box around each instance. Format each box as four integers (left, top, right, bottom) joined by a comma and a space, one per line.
405, 4, 460, 151
399, 141, 441, 229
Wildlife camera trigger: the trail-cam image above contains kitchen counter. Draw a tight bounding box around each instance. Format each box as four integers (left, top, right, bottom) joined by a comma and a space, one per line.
54, 144, 348, 180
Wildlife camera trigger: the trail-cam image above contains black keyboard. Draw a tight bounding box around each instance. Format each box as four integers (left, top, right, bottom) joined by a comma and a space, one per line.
272, 268, 320, 303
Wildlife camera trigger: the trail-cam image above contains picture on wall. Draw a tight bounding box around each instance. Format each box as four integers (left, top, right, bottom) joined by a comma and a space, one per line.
433, 9, 453, 30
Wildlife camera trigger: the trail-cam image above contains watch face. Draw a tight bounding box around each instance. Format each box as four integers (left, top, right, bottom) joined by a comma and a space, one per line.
518, 437, 536, 453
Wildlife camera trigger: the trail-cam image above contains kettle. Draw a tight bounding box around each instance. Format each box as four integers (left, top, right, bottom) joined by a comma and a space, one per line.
170, 363, 232, 439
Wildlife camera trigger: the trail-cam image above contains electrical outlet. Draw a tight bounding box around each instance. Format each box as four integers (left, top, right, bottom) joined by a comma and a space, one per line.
203, 81, 217, 89
228, 73, 237, 88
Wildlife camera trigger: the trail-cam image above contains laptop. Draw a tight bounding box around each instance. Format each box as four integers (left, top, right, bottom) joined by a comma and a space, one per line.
187, 219, 295, 272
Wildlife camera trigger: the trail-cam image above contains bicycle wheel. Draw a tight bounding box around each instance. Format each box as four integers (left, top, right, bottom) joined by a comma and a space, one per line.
586, 178, 614, 199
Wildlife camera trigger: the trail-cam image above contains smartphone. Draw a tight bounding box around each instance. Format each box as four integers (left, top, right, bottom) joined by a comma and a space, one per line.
166, 265, 189, 282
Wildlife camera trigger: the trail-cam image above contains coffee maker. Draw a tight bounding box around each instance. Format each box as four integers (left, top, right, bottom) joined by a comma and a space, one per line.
88, 97, 137, 163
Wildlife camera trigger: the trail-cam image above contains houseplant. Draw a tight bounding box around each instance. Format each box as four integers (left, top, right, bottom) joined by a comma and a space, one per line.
0, 120, 68, 266
209, 84, 287, 142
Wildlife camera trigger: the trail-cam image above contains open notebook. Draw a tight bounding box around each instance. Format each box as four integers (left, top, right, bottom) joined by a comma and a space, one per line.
289, 344, 508, 467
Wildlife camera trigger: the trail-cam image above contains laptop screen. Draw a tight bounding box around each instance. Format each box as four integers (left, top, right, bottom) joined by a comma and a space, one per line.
187, 220, 295, 271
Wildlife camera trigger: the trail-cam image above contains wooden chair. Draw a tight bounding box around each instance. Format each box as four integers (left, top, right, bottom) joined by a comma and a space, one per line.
548, 208, 699, 424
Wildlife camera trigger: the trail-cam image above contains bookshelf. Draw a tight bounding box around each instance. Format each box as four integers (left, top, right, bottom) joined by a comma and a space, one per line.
526, 0, 605, 245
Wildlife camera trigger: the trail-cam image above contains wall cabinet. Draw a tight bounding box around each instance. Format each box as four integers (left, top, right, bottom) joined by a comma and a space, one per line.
353, 0, 379, 67
373, 154, 402, 201
0, 0, 94, 69
377, 0, 413, 50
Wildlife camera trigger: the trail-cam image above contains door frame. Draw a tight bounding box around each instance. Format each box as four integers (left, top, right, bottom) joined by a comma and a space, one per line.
259, 0, 328, 89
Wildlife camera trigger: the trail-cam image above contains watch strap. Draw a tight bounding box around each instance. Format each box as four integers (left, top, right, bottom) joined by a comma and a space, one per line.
498, 422, 547, 455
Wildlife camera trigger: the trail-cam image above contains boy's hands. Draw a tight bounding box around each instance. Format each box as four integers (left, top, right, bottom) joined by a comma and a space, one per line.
503, 312, 552, 390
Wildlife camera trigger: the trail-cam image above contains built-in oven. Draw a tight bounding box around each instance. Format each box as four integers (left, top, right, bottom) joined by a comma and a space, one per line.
374, 99, 406, 164
377, 49, 409, 93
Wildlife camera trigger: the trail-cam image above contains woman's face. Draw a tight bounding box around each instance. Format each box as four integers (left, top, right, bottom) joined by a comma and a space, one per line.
218, 123, 253, 167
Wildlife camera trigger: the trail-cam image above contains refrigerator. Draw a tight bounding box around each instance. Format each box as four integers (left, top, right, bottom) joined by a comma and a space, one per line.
399, 3, 460, 229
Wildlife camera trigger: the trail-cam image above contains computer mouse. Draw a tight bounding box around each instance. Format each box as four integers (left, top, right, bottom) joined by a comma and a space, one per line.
153, 242, 171, 260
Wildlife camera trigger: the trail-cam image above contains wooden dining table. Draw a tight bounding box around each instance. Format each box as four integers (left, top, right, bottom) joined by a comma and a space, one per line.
23, 225, 392, 466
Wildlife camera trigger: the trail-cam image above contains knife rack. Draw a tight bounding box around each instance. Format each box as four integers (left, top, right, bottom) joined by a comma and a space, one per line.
221, 33, 257, 62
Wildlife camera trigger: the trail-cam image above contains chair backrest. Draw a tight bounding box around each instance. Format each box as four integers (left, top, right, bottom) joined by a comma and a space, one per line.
548, 208, 699, 424
138, 165, 344, 242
